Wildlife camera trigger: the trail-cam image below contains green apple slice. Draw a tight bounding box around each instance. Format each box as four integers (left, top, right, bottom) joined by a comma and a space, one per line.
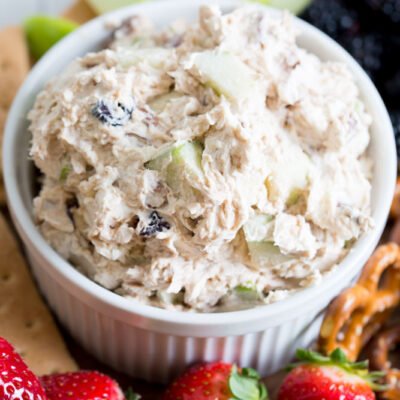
24, 16, 78, 60
247, 241, 292, 267
118, 48, 171, 69
265, 139, 312, 204
192, 51, 258, 103
166, 141, 204, 191
250, 0, 312, 15
145, 141, 204, 191
243, 214, 274, 242
87, 0, 147, 14
145, 145, 175, 172
243, 215, 294, 267
149, 92, 182, 113
234, 284, 261, 302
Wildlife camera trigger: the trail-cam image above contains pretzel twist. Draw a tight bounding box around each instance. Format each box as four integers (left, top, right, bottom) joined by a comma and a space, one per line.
369, 326, 400, 400
318, 243, 400, 361
391, 178, 400, 219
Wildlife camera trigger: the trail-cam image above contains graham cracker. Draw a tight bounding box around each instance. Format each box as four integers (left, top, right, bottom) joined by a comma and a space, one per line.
0, 27, 30, 206
0, 213, 77, 375
62, 0, 97, 24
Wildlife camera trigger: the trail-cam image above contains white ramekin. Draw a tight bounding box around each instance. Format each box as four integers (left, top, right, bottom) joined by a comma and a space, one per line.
3, 0, 396, 383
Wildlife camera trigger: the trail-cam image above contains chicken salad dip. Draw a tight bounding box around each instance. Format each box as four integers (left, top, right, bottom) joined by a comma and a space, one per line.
29, 5, 373, 312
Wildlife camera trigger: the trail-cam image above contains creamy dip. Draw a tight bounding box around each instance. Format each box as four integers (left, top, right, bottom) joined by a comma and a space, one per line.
29, 6, 373, 312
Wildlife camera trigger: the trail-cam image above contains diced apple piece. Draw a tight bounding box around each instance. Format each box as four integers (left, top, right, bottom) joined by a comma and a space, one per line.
192, 51, 258, 102
265, 139, 312, 204
144, 142, 180, 172
243, 215, 292, 267
243, 214, 274, 242
247, 241, 292, 267
149, 91, 182, 113
87, 0, 146, 14
234, 284, 261, 302
166, 142, 204, 191
145, 141, 204, 192
118, 48, 171, 69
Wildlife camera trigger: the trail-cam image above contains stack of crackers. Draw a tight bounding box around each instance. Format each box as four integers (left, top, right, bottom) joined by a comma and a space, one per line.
0, 0, 96, 375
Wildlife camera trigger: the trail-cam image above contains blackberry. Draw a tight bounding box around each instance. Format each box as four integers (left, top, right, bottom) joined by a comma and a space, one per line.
140, 211, 171, 237
364, 0, 400, 26
92, 99, 133, 127
382, 71, 400, 106
344, 33, 384, 79
301, 0, 360, 43
373, 34, 400, 105
391, 110, 400, 158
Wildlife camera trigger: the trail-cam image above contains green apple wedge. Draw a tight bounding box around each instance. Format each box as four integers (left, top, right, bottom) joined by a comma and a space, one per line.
250, 0, 312, 15
243, 214, 274, 242
167, 141, 204, 191
145, 141, 204, 192
87, 0, 147, 14
243, 215, 292, 267
24, 16, 78, 60
192, 51, 258, 103
118, 48, 172, 69
149, 92, 182, 113
265, 139, 312, 205
247, 241, 292, 267
234, 284, 261, 302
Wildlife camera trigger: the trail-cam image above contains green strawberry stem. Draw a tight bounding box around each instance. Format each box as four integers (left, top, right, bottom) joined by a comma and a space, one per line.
125, 387, 141, 400
289, 348, 387, 392
229, 366, 269, 400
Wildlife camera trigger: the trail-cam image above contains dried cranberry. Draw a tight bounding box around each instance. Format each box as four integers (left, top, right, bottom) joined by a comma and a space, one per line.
140, 211, 171, 236
92, 99, 133, 127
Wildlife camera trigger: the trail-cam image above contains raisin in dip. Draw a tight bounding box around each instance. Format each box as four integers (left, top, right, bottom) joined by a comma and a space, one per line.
29, 6, 373, 312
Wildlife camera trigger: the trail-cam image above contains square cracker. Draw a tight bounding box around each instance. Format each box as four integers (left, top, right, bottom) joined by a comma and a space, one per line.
63, 0, 97, 24
0, 213, 77, 375
0, 26, 30, 205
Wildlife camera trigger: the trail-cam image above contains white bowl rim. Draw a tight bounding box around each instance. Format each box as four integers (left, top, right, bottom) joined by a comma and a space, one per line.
3, 0, 396, 334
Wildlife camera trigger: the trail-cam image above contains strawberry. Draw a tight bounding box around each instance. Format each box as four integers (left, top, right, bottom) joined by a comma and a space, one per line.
0, 337, 47, 400
278, 348, 385, 400
40, 371, 125, 400
163, 361, 268, 400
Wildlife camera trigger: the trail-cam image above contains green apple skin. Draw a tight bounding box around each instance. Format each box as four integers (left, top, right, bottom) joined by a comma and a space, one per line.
243, 214, 274, 242
247, 241, 291, 267
192, 51, 258, 103
166, 142, 204, 191
234, 284, 261, 302
24, 16, 78, 60
149, 92, 182, 113
250, 0, 312, 15
146, 141, 204, 191
87, 0, 147, 14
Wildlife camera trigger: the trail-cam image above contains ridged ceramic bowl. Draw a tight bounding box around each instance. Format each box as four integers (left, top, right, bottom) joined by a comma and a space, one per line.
3, 0, 396, 383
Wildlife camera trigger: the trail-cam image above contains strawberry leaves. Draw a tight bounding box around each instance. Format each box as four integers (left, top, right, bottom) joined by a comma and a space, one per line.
125, 387, 141, 400
290, 348, 387, 391
229, 366, 268, 400
163, 361, 268, 400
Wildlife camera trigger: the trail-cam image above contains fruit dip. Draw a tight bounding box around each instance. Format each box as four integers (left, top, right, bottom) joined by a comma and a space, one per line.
29, 5, 373, 312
